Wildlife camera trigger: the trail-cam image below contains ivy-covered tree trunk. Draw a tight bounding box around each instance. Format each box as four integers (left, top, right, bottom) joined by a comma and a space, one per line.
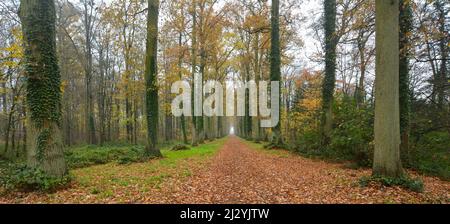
399, 0, 412, 158
270, 0, 282, 145
373, 0, 403, 178
321, 0, 337, 145
19, 0, 67, 178
144, 0, 162, 157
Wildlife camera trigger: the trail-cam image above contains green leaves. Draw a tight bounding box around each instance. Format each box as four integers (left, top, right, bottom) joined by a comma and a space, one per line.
36, 128, 51, 162
0, 163, 71, 192
359, 175, 424, 193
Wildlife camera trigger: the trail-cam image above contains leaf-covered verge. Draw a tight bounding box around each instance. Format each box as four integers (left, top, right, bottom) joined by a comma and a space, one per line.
0, 138, 226, 201
244, 139, 441, 195
241, 138, 449, 204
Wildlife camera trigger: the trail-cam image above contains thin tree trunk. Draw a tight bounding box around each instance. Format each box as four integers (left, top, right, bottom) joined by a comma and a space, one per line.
399, 0, 412, 158
197, 1, 206, 143
253, 32, 260, 141
436, 1, 447, 110
83, 0, 96, 145
178, 32, 188, 144
1, 80, 6, 114
4, 107, 13, 155
191, 0, 198, 146
22, 111, 27, 156
356, 31, 367, 107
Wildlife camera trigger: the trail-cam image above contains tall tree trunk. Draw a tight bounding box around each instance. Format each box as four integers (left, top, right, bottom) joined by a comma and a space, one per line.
144, 0, 162, 157
1, 79, 6, 114
125, 96, 132, 142
435, 1, 448, 110
253, 32, 260, 141
4, 110, 13, 156
83, 0, 96, 145
399, 0, 412, 159
178, 32, 188, 144
19, 0, 67, 178
3, 68, 14, 155
373, 0, 403, 178
191, 0, 199, 146
197, 1, 206, 143
98, 47, 106, 146
356, 30, 367, 107
115, 98, 121, 141
164, 89, 172, 142
133, 98, 138, 144
11, 119, 16, 156
123, 14, 133, 144
321, 0, 337, 144
245, 63, 252, 139
22, 110, 27, 156
270, 0, 282, 145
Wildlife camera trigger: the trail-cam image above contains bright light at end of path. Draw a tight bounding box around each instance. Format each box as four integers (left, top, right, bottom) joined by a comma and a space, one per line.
229, 127, 235, 135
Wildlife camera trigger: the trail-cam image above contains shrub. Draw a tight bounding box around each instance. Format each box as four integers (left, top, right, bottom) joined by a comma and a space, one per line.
117, 147, 146, 164
0, 163, 71, 192
65, 145, 146, 168
294, 129, 322, 153
330, 99, 374, 166
408, 131, 450, 180
171, 144, 190, 151
359, 175, 424, 193
293, 99, 374, 165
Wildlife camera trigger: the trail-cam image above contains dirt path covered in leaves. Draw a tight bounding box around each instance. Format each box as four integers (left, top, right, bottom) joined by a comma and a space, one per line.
159, 136, 449, 204
0, 136, 449, 204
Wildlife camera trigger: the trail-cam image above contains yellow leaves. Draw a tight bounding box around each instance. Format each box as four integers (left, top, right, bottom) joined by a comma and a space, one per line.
233, 40, 246, 51
163, 102, 172, 115
301, 98, 321, 112
1, 60, 18, 68
289, 70, 322, 133
243, 14, 269, 32
0, 88, 8, 95
0, 26, 24, 70
61, 80, 68, 94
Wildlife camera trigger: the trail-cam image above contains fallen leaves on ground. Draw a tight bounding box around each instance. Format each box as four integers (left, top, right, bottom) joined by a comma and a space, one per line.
0, 137, 448, 204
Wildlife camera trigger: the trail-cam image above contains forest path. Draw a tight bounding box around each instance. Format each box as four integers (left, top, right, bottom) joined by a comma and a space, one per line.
158, 136, 449, 204
1, 136, 448, 204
